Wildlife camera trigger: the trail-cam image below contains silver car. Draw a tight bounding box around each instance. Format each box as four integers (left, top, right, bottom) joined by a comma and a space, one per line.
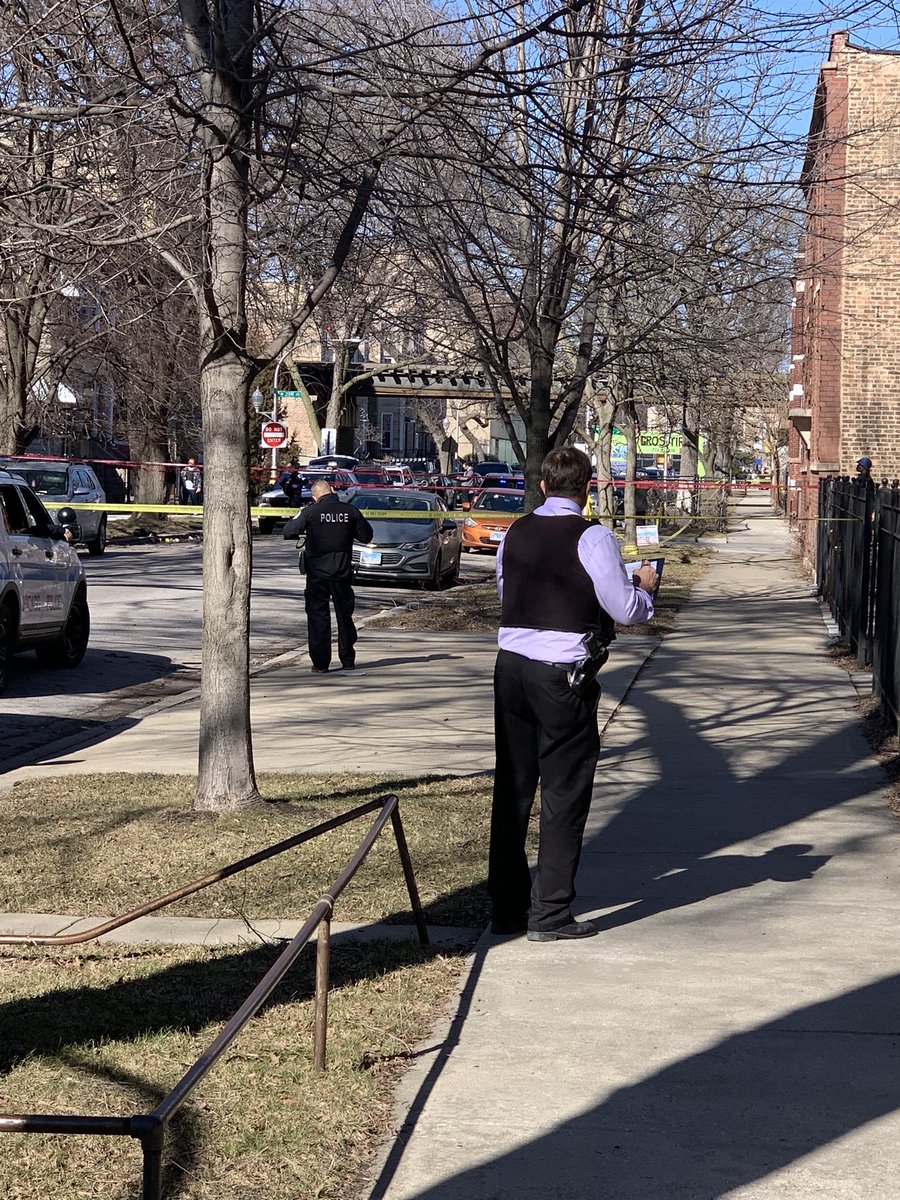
350, 488, 461, 588
2, 460, 108, 555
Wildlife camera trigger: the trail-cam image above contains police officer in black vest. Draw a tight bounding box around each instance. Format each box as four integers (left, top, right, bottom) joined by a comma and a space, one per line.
489, 447, 658, 941
283, 480, 373, 673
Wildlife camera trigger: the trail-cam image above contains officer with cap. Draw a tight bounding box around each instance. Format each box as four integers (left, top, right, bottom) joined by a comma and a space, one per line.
283, 481, 373, 673
855, 456, 875, 490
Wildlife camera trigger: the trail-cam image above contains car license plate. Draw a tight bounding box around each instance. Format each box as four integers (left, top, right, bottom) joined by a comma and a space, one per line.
361, 549, 382, 566
489, 531, 506, 542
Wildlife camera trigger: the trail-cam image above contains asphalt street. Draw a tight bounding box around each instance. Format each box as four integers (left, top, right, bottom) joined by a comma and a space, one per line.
1, 533, 496, 771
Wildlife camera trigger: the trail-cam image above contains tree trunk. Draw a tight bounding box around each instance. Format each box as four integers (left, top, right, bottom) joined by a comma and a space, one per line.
523, 359, 552, 512
589, 389, 617, 521
1, 307, 44, 455
194, 352, 259, 811
325, 342, 350, 433
623, 402, 638, 550
188, 1, 260, 812
127, 420, 169, 505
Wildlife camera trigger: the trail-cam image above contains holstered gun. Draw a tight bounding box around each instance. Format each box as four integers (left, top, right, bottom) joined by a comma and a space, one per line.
567, 628, 612, 698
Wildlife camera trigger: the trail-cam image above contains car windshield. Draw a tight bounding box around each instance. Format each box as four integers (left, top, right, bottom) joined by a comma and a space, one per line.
354, 492, 436, 525
355, 493, 433, 512
17, 469, 68, 494
473, 491, 525, 513
354, 472, 385, 484
302, 472, 343, 485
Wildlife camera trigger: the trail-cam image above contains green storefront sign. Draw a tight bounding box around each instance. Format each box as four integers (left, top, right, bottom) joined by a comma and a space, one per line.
610, 430, 704, 475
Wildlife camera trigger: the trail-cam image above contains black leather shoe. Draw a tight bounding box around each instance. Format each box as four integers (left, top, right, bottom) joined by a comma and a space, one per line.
340, 661, 356, 670
311, 666, 329, 674
527, 920, 599, 942
490, 916, 528, 936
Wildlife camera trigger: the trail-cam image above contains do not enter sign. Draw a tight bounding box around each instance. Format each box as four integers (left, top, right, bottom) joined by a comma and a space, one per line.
261, 420, 288, 449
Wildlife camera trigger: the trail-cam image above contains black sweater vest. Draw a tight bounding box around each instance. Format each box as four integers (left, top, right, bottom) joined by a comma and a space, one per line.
500, 513, 612, 636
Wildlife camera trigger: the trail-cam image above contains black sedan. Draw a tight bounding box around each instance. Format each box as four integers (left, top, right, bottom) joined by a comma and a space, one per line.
350, 489, 462, 588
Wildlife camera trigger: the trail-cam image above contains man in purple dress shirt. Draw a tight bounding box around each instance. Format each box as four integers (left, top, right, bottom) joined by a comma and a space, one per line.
489, 447, 658, 941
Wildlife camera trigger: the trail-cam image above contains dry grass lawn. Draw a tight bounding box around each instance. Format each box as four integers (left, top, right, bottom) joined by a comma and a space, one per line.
368, 542, 710, 637
0, 772, 495, 928
0, 772, 496, 1197
1, 939, 467, 1199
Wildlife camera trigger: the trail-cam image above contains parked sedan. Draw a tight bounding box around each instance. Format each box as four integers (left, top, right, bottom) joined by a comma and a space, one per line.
350, 489, 461, 588
461, 488, 525, 552
0, 459, 108, 555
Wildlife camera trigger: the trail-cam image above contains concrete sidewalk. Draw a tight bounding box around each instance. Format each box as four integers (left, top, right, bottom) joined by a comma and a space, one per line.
363, 495, 900, 1199
0, 627, 658, 786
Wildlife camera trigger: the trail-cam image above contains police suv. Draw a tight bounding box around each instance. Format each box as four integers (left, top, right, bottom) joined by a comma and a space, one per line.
0, 468, 90, 693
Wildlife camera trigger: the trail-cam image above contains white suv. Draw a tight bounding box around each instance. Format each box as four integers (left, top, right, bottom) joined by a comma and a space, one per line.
0, 470, 90, 693
0, 459, 108, 555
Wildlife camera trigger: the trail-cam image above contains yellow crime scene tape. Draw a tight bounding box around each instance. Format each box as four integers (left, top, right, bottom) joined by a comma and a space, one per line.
58, 501, 861, 527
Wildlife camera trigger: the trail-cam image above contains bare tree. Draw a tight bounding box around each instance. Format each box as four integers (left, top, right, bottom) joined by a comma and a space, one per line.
2, 0, 585, 810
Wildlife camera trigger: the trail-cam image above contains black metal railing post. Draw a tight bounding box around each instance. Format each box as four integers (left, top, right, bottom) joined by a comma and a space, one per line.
314, 915, 331, 1072
132, 1115, 165, 1200
391, 808, 430, 947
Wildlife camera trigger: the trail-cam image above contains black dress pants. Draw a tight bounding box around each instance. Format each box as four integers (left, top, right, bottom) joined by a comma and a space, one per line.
304, 572, 357, 669
488, 649, 601, 932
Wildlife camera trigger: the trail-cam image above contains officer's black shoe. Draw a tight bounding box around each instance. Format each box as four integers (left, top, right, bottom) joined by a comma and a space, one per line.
340, 661, 356, 670
527, 920, 599, 943
311, 666, 329, 674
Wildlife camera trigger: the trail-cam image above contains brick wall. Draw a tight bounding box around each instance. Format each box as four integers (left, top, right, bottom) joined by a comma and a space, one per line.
840, 42, 900, 483
790, 34, 900, 564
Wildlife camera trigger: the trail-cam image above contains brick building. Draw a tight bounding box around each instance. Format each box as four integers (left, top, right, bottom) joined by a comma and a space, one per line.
788, 32, 900, 562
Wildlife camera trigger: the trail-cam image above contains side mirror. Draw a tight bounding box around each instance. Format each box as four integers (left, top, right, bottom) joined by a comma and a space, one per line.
441, 518, 457, 531
73, 486, 92, 497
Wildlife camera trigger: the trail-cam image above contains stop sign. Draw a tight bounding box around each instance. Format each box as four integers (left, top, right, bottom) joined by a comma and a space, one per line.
261, 420, 288, 449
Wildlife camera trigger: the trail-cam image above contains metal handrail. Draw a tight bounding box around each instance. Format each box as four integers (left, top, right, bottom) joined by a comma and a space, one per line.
0, 797, 395, 947
0, 794, 430, 1200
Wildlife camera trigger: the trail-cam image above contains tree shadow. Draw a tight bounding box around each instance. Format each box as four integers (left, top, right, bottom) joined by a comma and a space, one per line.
0, 715, 141, 775
580, 685, 884, 917
371, 971, 900, 1198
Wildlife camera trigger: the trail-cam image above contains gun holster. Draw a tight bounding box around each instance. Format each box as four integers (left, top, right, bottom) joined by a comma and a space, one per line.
567, 629, 612, 698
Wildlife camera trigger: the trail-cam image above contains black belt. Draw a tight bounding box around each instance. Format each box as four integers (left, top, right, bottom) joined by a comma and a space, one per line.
538, 660, 578, 671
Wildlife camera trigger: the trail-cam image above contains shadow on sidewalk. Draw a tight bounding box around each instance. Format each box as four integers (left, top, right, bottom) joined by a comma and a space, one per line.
370, 971, 900, 1198
595, 843, 830, 930
582, 682, 881, 920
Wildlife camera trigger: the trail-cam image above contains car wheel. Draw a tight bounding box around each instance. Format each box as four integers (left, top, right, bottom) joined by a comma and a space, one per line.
87, 515, 107, 556
258, 518, 275, 534
446, 551, 461, 586
0, 601, 16, 694
35, 589, 90, 670
426, 556, 442, 590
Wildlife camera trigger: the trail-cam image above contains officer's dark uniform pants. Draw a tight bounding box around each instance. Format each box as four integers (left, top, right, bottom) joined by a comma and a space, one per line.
304, 572, 357, 669
488, 649, 601, 932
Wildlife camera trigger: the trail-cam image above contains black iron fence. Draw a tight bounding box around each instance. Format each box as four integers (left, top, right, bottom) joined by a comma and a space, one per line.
817, 477, 900, 727
0, 794, 428, 1200
872, 486, 900, 729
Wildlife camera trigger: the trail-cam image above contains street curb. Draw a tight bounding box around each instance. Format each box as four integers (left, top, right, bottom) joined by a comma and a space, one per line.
0, 911, 480, 949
